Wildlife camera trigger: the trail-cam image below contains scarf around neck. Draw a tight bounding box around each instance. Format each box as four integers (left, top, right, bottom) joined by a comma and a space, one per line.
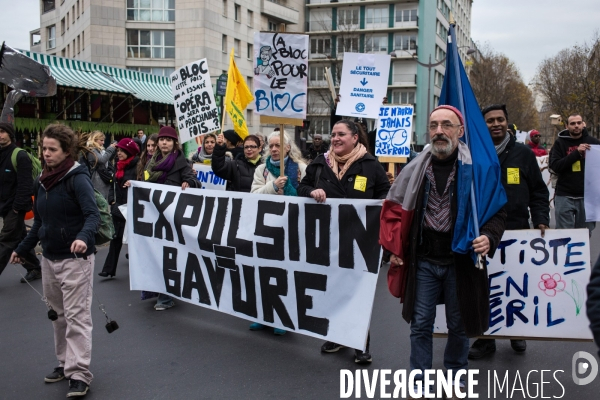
40, 157, 75, 191
326, 143, 368, 180
145, 150, 179, 183
266, 156, 299, 196
495, 132, 511, 155
116, 156, 135, 180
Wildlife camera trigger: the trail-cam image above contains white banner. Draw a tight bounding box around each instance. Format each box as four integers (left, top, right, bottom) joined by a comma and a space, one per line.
170, 59, 220, 143
192, 163, 227, 191
336, 53, 391, 119
434, 229, 592, 340
585, 145, 600, 221
537, 155, 555, 209
127, 182, 383, 350
375, 105, 414, 157
253, 32, 309, 120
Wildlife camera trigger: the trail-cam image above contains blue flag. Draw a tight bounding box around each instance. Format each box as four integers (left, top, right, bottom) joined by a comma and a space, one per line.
439, 25, 507, 257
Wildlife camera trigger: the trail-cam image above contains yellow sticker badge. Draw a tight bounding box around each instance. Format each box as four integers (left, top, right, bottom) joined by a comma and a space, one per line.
354, 175, 367, 192
572, 160, 581, 172
144, 170, 150, 181
507, 168, 520, 184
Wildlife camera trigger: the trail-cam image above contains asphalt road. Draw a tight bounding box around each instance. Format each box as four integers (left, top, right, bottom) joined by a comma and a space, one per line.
1, 227, 599, 400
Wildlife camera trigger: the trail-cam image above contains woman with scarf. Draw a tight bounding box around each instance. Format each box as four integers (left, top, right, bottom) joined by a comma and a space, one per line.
99, 138, 140, 278
84, 131, 117, 200
250, 130, 307, 335
212, 133, 262, 192
297, 119, 390, 364
144, 126, 199, 310
191, 133, 217, 164
137, 133, 158, 180
11, 124, 99, 397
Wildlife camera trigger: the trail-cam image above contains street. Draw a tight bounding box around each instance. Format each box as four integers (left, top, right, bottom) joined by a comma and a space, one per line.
1, 227, 599, 399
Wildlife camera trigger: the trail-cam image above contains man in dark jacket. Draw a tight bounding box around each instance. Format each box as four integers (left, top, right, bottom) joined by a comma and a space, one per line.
303, 134, 329, 163
0, 122, 42, 282
549, 114, 599, 235
380, 106, 506, 397
469, 104, 550, 359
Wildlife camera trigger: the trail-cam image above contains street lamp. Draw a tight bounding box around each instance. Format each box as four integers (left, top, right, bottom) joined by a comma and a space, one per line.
389, 47, 475, 143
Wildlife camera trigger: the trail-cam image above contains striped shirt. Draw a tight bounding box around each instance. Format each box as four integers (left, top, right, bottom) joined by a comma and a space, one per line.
423, 162, 456, 232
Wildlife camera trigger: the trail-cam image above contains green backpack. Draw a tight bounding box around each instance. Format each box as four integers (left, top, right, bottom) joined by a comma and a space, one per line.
11, 148, 43, 180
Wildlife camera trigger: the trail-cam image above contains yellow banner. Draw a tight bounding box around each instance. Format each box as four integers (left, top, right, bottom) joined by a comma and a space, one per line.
224, 50, 254, 139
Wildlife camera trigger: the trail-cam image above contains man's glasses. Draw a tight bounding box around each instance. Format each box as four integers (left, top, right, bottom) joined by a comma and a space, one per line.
244, 145, 258, 150
428, 122, 461, 132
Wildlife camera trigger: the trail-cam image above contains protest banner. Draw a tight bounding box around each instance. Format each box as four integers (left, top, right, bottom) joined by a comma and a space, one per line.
375, 105, 414, 157
537, 155, 555, 208
170, 59, 220, 143
336, 53, 391, 119
434, 229, 592, 340
192, 163, 227, 191
585, 145, 600, 221
253, 32, 309, 121
127, 181, 383, 350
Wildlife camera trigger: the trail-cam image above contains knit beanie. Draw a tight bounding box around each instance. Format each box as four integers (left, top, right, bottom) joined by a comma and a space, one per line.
0, 122, 16, 142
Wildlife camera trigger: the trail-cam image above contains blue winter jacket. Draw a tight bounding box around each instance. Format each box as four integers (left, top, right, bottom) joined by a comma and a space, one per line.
15, 162, 100, 260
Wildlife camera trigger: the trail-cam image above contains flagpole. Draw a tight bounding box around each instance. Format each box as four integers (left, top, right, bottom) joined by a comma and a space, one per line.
280, 125, 285, 177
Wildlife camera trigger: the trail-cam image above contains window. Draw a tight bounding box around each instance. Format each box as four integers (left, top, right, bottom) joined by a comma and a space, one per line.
43, 0, 55, 13
61, 18, 66, 35
392, 63, 416, 84
47, 25, 56, 49
309, 118, 330, 136
391, 90, 415, 106
247, 76, 253, 90
234, 39, 241, 56
366, 7, 388, 28
395, 9, 417, 23
394, 34, 417, 51
268, 20, 278, 32
222, 35, 227, 53
127, 0, 175, 22
435, 45, 446, 62
61, 48, 66, 57
77, 35, 80, 53
309, 65, 325, 82
247, 10, 253, 27
434, 71, 444, 88
31, 31, 41, 46
246, 109, 253, 126
127, 30, 175, 58
338, 8, 358, 26
365, 35, 387, 53
82, 30, 84, 50
72, 6, 75, 23
77, 0, 80, 17
127, 66, 175, 76
436, 20, 448, 39
247, 43, 253, 59
338, 36, 358, 54
66, 44, 70, 58
223, 0, 227, 17
437, 0, 450, 20
310, 37, 331, 56
66, 13, 70, 29
72, 39, 76, 57
234, 3, 241, 22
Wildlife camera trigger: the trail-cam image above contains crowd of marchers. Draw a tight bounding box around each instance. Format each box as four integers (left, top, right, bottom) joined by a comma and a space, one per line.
1, 105, 599, 398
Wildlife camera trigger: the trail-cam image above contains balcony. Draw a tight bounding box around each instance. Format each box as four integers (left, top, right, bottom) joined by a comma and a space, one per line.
261, 0, 300, 25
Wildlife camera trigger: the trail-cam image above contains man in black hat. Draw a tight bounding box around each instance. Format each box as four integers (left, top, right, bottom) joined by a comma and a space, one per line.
0, 122, 42, 282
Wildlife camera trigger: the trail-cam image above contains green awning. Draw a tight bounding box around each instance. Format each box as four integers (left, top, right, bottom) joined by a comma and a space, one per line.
20, 50, 173, 105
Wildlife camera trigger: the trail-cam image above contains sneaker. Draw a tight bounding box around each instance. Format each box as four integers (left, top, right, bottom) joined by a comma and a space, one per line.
67, 379, 89, 397
321, 341, 346, 353
249, 323, 265, 331
468, 338, 496, 359
273, 328, 286, 336
510, 339, 527, 352
21, 269, 42, 283
354, 350, 372, 364
154, 302, 175, 311
44, 367, 65, 383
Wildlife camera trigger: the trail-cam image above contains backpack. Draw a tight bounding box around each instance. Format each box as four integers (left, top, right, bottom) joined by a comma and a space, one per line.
81, 151, 114, 184
11, 148, 43, 180
33, 175, 115, 246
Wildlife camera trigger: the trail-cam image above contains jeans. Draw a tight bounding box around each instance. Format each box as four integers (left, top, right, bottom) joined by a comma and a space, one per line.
410, 259, 469, 382
554, 196, 596, 234
0, 210, 40, 275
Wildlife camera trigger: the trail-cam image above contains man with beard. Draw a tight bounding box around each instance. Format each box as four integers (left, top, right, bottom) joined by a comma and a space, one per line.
380, 105, 506, 398
303, 133, 328, 162
469, 104, 550, 359
549, 114, 599, 234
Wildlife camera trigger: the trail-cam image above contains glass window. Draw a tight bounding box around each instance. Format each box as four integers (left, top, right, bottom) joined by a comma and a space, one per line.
234, 4, 241, 22
366, 7, 387, 27
338, 8, 358, 26
127, 0, 175, 21
365, 35, 387, 53
247, 43, 253, 59
247, 10, 253, 27
394, 34, 417, 51
310, 38, 330, 55
127, 30, 175, 59
222, 35, 227, 52
47, 25, 56, 49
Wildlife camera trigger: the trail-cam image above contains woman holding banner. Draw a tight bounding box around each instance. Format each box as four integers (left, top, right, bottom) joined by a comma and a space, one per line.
144, 126, 200, 311
191, 133, 217, 164
297, 119, 390, 364
99, 138, 140, 278
250, 130, 307, 335
212, 133, 263, 192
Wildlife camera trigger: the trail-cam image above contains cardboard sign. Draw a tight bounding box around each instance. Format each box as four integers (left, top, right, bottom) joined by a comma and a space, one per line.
375, 105, 414, 157
336, 53, 391, 119
170, 59, 220, 143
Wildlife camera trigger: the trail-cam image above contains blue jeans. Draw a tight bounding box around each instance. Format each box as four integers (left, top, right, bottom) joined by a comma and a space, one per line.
410, 259, 468, 381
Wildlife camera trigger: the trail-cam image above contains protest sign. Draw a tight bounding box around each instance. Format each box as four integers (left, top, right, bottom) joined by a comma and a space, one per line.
127, 181, 383, 350
375, 105, 414, 157
585, 145, 600, 221
537, 156, 555, 208
170, 59, 220, 143
336, 53, 391, 119
192, 163, 227, 191
434, 229, 592, 340
253, 32, 309, 120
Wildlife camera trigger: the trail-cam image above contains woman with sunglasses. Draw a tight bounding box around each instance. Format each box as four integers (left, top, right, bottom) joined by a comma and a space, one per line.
212, 133, 263, 193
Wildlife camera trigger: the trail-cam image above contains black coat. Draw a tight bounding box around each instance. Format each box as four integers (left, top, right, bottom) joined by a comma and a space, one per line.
0, 143, 33, 216
497, 134, 549, 230
212, 144, 261, 193
109, 157, 139, 206
297, 153, 390, 200
160, 151, 200, 188
587, 255, 600, 356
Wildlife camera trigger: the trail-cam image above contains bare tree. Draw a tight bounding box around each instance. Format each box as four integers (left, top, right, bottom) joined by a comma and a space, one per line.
469, 45, 539, 130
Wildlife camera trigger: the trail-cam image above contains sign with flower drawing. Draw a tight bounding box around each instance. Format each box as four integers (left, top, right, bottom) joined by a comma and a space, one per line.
434, 229, 592, 340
